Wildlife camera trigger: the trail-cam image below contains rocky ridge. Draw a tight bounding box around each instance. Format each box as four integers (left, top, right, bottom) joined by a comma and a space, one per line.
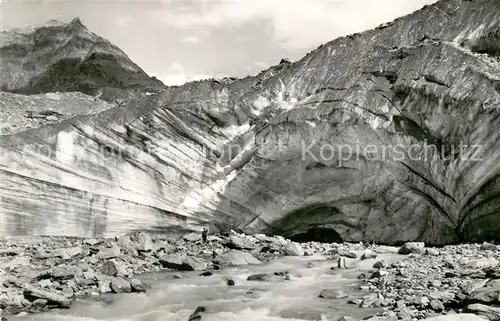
1, 0, 500, 243
0, 18, 165, 103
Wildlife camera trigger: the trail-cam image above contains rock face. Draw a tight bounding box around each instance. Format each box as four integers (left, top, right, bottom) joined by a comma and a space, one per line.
1, 0, 500, 244
0, 18, 164, 102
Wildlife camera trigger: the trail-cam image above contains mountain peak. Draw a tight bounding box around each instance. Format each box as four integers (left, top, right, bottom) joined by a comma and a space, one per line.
0, 16, 165, 101
67, 17, 87, 31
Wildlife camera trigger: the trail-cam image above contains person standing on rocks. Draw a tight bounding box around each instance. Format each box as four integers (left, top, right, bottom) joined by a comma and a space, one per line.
202, 228, 208, 243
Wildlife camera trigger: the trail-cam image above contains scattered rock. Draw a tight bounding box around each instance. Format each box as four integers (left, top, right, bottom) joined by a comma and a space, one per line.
398, 242, 425, 255
183, 232, 202, 243
480, 242, 497, 252
98, 280, 112, 293
430, 299, 445, 311
188, 306, 206, 321
466, 303, 500, 320
247, 273, 271, 281
338, 257, 358, 269
97, 246, 121, 260
284, 243, 304, 256
159, 254, 207, 271
214, 250, 262, 266
318, 289, 349, 299
0, 233, 499, 320
130, 278, 150, 292
110, 277, 132, 293
23, 285, 70, 307
465, 257, 499, 269
100, 260, 120, 276
468, 280, 500, 304
340, 251, 358, 259
131, 232, 153, 252
30, 298, 48, 310
426, 248, 440, 256
55, 247, 82, 259
227, 232, 257, 250
361, 249, 378, 260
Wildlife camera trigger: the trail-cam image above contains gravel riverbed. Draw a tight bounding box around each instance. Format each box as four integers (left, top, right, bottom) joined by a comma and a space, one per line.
0, 231, 499, 321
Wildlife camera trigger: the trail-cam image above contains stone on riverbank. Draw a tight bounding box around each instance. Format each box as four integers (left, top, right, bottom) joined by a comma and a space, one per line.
398, 242, 425, 255
23, 285, 70, 307
110, 277, 131, 293
284, 243, 304, 256
159, 254, 207, 271
214, 250, 262, 266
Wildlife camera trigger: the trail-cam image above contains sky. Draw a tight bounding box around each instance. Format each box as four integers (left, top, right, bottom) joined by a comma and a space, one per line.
1, 0, 437, 86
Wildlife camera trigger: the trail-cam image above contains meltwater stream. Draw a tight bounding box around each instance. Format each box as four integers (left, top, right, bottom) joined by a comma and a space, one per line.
12, 253, 405, 321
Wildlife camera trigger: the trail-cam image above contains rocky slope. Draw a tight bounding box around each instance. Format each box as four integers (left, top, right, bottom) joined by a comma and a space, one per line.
0, 18, 165, 103
1, 0, 500, 244
0, 91, 113, 135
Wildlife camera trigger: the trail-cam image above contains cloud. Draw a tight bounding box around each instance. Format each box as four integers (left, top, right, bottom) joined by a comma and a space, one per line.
252, 61, 270, 69
246, 61, 270, 72
115, 16, 134, 27
179, 35, 200, 44
150, 62, 211, 86
158, 0, 438, 50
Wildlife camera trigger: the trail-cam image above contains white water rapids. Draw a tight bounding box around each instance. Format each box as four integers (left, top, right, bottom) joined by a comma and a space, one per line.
10, 253, 405, 321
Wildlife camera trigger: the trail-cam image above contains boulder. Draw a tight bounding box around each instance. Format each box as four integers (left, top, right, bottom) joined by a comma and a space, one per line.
6, 256, 31, 271
55, 246, 82, 259
159, 254, 207, 271
468, 280, 500, 304
97, 246, 121, 260
430, 300, 445, 311
428, 291, 455, 303
131, 232, 153, 252
284, 243, 304, 256
98, 280, 112, 293
480, 242, 497, 251
466, 304, 500, 321
188, 306, 206, 321
183, 232, 202, 242
247, 273, 271, 281
227, 232, 257, 250
214, 250, 262, 266
23, 285, 70, 307
337, 257, 358, 269
319, 289, 349, 299
130, 278, 151, 292
110, 277, 132, 293
398, 242, 425, 255
373, 246, 399, 254
465, 258, 499, 269
426, 248, 440, 256
361, 249, 377, 260
100, 260, 120, 276
37, 266, 77, 281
